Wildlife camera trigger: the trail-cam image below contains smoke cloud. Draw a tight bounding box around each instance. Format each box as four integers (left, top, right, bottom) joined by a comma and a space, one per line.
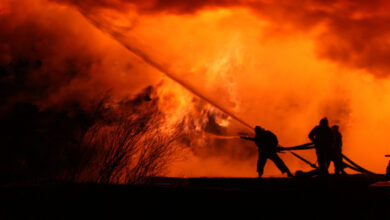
53, 0, 390, 77
0, 0, 162, 112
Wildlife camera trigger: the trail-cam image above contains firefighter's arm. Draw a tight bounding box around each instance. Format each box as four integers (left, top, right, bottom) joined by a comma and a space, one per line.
240, 136, 255, 141
308, 128, 316, 142
276, 146, 284, 152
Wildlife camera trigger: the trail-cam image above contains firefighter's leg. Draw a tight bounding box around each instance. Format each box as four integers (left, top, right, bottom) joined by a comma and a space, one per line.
315, 147, 329, 176
334, 154, 344, 175
270, 154, 293, 177
257, 154, 267, 178
317, 153, 329, 176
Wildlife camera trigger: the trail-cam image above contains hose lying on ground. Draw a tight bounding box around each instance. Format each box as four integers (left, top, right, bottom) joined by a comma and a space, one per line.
341, 154, 377, 175
279, 142, 377, 175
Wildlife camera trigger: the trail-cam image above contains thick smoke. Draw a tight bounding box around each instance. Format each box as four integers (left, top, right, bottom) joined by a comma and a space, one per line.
54, 0, 390, 77
0, 0, 161, 113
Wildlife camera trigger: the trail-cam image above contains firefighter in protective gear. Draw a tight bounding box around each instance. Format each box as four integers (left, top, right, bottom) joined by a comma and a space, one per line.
330, 125, 345, 175
308, 117, 333, 176
241, 126, 293, 178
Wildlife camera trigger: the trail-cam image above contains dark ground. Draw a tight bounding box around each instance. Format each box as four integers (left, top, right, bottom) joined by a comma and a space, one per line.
1, 175, 389, 219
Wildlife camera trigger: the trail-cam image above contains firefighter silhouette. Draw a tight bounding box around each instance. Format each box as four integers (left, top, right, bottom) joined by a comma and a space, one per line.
241, 126, 293, 178
330, 125, 345, 174
309, 117, 333, 176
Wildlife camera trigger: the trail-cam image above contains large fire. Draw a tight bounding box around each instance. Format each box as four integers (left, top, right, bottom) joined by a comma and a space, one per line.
1, 0, 389, 179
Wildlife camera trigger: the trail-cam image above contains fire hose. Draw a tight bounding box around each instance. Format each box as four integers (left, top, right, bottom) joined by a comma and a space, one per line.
222, 135, 376, 175
341, 154, 376, 175
212, 132, 379, 175
289, 151, 317, 169
279, 143, 377, 175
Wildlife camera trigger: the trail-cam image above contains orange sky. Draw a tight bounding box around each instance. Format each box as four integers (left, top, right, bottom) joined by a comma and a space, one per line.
2, 0, 390, 177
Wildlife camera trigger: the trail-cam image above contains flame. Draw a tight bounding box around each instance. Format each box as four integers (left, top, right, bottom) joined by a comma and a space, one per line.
77, 5, 388, 177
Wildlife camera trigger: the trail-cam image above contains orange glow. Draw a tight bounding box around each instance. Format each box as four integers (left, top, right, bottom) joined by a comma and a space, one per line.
4, 0, 390, 177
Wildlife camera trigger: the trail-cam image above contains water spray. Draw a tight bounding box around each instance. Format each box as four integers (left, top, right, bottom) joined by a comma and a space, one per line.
207, 134, 241, 140
118, 40, 255, 132
80, 11, 254, 133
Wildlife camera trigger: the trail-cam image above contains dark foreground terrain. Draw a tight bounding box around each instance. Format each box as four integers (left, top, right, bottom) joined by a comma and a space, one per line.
1, 175, 389, 219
